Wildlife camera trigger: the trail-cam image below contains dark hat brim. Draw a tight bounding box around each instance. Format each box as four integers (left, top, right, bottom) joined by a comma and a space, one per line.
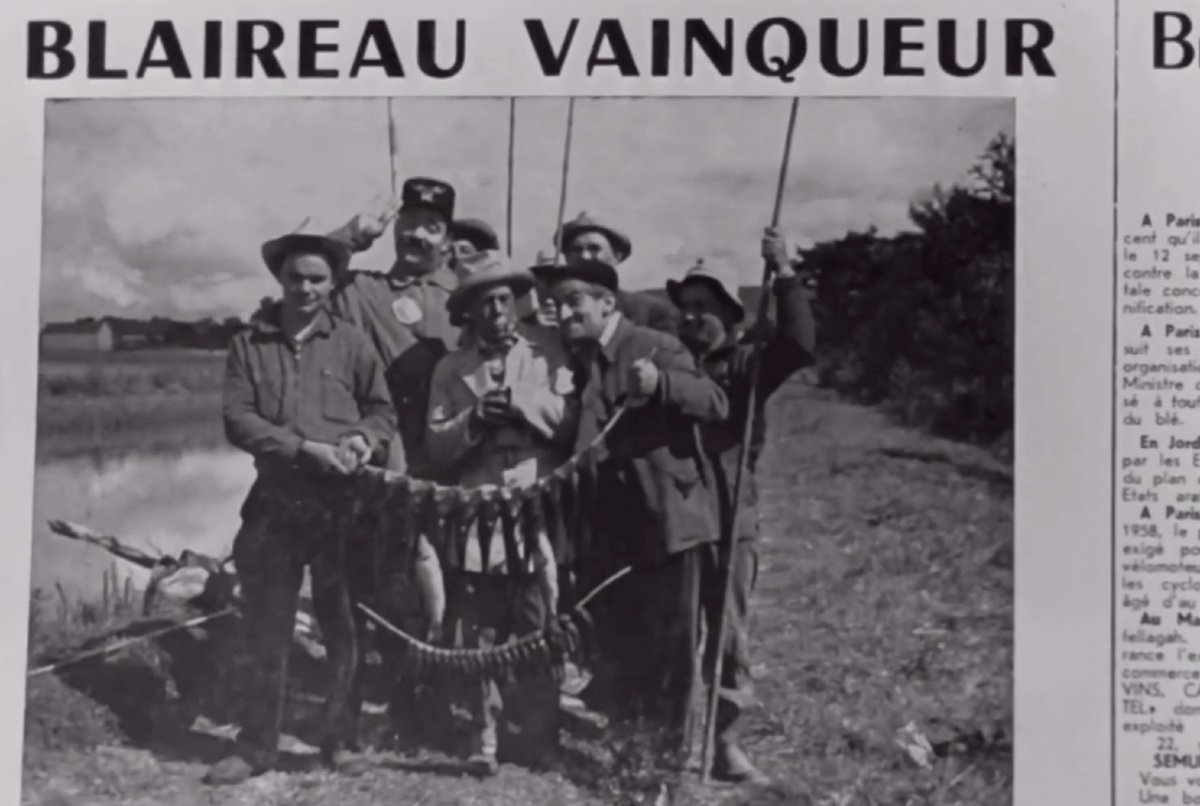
533, 260, 619, 293
450, 219, 500, 252
666, 275, 745, 323
559, 221, 632, 262
261, 233, 351, 279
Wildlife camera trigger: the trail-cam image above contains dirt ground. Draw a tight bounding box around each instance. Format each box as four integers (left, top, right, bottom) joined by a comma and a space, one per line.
21, 385, 1012, 806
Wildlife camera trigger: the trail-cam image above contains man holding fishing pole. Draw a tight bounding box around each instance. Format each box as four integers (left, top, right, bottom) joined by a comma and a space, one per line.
207, 231, 396, 786
666, 229, 817, 785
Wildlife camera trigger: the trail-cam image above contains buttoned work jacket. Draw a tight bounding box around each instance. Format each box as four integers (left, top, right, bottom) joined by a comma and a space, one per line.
575, 317, 729, 565
426, 323, 578, 573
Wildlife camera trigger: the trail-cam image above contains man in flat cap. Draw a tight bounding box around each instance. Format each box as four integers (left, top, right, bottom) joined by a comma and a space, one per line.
426, 251, 577, 775
536, 258, 728, 758
206, 232, 396, 786
450, 218, 501, 269
663, 229, 816, 784
327, 177, 462, 747
544, 211, 680, 335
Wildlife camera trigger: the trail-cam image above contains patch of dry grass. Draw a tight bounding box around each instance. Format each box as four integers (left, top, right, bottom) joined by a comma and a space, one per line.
21, 385, 1012, 805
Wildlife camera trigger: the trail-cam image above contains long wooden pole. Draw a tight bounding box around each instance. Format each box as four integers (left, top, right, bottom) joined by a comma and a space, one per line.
386, 98, 399, 195
552, 98, 577, 264
700, 96, 800, 782
506, 98, 517, 257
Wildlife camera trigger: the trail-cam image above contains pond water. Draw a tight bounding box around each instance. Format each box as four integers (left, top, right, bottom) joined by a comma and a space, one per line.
30, 448, 257, 602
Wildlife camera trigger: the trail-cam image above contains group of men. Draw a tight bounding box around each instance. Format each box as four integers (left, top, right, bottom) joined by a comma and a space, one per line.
207, 175, 817, 788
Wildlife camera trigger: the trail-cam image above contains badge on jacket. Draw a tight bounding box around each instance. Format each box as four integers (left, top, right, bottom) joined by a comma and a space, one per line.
392, 296, 424, 326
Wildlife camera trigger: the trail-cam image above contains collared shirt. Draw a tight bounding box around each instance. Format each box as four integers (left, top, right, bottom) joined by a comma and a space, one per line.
598, 311, 622, 350
222, 304, 396, 478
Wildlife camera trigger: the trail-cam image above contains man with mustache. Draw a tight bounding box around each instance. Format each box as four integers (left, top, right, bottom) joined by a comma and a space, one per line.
536, 258, 728, 759
426, 251, 576, 776
664, 228, 816, 784
328, 177, 462, 749
206, 232, 396, 786
534, 212, 680, 335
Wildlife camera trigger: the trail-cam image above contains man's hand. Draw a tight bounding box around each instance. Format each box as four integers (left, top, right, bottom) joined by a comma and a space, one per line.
470, 389, 517, 431
335, 433, 372, 473
355, 194, 404, 241
627, 358, 661, 401
762, 226, 791, 269
300, 440, 352, 476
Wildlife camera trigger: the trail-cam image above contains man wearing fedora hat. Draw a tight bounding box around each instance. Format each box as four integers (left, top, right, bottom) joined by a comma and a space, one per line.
206, 232, 396, 786
327, 177, 466, 747
535, 257, 728, 758
665, 227, 816, 784
426, 251, 578, 775
545, 211, 680, 336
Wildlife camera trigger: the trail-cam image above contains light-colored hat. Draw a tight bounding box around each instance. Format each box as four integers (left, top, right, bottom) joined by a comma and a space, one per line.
260, 232, 351, 279
665, 258, 745, 322
446, 252, 535, 326
555, 211, 632, 263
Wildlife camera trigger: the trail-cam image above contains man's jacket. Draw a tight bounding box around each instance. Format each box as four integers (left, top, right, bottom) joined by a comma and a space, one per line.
698, 273, 816, 541
574, 316, 728, 565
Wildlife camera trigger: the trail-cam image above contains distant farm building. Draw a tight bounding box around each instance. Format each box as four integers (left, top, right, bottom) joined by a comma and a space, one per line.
39, 318, 170, 353
39, 319, 115, 352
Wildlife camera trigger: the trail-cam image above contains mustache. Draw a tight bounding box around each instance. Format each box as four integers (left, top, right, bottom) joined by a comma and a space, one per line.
396, 234, 438, 251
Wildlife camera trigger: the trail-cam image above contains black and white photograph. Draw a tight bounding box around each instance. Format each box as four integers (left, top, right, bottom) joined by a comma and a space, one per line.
22, 95, 1015, 805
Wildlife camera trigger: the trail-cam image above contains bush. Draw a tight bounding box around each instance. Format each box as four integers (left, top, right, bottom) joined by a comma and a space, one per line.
806, 132, 1014, 447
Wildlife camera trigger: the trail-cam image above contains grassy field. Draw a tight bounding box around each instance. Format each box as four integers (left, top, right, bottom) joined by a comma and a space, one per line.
21, 384, 1012, 806
36, 349, 227, 461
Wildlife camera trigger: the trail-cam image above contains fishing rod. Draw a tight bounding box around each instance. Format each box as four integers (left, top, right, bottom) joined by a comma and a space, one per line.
700, 95, 800, 783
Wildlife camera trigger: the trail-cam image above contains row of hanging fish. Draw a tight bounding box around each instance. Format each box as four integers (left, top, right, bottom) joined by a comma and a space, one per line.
322, 436, 607, 573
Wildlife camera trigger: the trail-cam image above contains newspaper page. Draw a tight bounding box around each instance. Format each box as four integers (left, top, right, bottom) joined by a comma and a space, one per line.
1115, 7, 1200, 806
0, 2, 1109, 805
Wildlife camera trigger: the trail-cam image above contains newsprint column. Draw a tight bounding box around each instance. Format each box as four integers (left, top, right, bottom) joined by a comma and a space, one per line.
1116, 10, 1200, 805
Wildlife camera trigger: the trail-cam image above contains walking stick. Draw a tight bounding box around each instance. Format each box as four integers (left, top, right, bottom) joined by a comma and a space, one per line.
699, 96, 800, 782
506, 97, 517, 257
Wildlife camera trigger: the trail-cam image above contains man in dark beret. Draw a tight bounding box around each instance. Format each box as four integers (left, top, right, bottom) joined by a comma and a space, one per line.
538, 211, 680, 335
205, 232, 396, 786
450, 218, 501, 262
536, 258, 727, 759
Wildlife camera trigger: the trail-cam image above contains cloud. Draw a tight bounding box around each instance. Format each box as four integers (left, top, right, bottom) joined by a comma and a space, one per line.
39, 96, 1013, 321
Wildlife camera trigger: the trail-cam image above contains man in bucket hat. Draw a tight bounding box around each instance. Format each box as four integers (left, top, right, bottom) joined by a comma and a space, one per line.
536, 258, 728, 760
205, 231, 396, 786
427, 252, 578, 775
665, 227, 817, 784
326, 177, 462, 749
543, 211, 680, 335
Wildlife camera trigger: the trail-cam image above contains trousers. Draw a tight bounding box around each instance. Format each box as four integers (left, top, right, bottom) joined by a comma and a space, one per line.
444, 571, 559, 761
231, 485, 365, 765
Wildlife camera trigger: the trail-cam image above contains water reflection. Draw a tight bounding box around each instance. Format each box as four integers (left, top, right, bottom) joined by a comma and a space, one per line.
31, 448, 256, 600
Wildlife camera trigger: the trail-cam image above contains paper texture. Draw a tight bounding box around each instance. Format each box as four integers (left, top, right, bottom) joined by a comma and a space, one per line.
0, 2, 1123, 804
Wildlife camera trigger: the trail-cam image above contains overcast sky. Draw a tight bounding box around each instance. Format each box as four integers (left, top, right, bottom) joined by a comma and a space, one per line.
40, 96, 1012, 323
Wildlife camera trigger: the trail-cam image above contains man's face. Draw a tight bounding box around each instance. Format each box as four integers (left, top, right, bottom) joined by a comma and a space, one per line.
394, 207, 450, 274
278, 253, 334, 315
676, 282, 733, 353
564, 231, 618, 266
550, 278, 615, 342
468, 285, 518, 343
452, 238, 480, 263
